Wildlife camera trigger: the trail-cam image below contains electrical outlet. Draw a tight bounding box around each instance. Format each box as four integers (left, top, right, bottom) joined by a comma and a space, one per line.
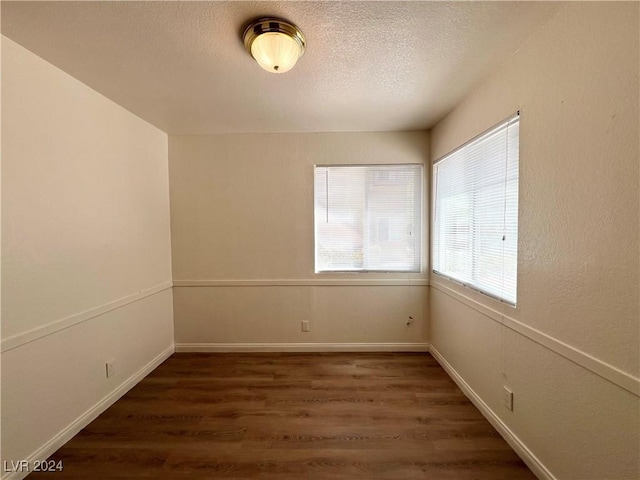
105, 359, 115, 378
503, 386, 514, 411
301, 321, 310, 332
406, 316, 414, 325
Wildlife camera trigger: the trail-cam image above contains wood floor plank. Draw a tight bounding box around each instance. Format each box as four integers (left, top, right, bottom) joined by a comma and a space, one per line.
27, 353, 535, 479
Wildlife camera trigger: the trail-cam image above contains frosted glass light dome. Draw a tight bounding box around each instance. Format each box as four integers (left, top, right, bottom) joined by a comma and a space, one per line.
243, 18, 306, 74
251, 32, 301, 73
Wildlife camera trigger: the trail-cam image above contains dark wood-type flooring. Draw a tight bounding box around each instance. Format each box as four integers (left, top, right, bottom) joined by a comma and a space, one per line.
29, 353, 536, 479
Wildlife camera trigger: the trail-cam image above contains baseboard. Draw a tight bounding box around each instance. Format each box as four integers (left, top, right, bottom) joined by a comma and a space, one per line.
1, 344, 175, 480
173, 279, 429, 287
429, 345, 555, 480
175, 342, 430, 353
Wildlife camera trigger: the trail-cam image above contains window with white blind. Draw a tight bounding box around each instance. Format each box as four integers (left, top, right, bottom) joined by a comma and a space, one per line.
433, 113, 519, 304
314, 164, 423, 272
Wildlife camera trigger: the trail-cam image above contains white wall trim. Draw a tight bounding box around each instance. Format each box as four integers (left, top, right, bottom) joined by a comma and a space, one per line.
429, 345, 556, 480
175, 342, 430, 353
1, 281, 173, 353
1, 344, 175, 480
430, 280, 640, 397
173, 278, 429, 287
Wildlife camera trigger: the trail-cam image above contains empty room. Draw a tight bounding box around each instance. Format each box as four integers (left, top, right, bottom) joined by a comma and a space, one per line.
1, 1, 638, 479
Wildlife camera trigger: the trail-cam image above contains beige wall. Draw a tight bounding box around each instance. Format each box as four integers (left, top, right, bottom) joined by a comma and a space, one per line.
1, 37, 174, 473
429, 3, 639, 479
169, 132, 429, 349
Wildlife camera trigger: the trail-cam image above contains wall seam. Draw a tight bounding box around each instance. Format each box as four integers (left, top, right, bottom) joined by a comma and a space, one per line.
1, 281, 174, 353
430, 281, 640, 397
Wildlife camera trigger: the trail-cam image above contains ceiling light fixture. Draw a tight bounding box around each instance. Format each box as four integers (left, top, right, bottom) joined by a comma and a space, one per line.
243, 17, 306, 74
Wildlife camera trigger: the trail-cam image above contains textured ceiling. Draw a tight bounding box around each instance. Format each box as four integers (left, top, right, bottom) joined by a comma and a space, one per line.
1, 1, 564, 134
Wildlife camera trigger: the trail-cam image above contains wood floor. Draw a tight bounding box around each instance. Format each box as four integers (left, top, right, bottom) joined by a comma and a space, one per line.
29, 353, 535, 479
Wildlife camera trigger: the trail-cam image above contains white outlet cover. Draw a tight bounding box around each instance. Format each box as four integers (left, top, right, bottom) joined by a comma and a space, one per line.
503, 386, 514, 411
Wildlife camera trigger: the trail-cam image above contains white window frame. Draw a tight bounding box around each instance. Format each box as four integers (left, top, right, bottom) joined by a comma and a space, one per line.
314, 164, 423, 273
432, 113, 520, 305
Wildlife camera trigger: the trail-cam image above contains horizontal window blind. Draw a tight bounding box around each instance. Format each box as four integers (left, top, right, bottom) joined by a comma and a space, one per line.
433, 114, 519, 304
315, 164, 422, 272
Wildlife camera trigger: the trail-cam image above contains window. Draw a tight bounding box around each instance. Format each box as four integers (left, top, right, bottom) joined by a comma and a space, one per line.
432, 113, 519, 304
314, 164, 423, 272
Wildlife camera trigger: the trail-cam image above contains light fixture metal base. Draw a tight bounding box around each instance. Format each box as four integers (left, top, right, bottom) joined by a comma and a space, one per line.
243, 17, 306, 54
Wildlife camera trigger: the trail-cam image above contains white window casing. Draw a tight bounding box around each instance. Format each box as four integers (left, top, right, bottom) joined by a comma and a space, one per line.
433, 113, 520, 305
314, 164, 423, 273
